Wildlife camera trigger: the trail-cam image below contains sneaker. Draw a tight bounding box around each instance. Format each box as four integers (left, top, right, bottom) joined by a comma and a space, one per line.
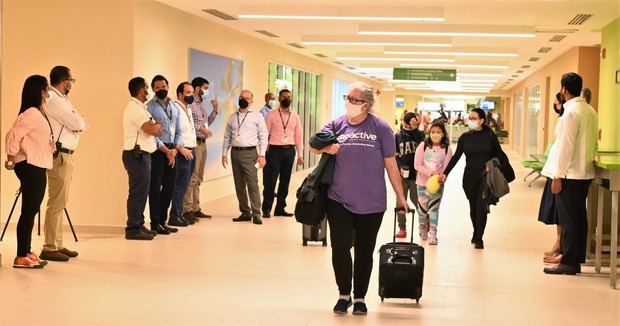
13, 256, 44, 269
428, 225, 438, 245
352, 302, 368, 316
333, 298, 352, 315
252, 216, 263, 225
395, 229, 407, 239
27, 252, 48, 266
59, 247, 79, 258
40, 250, 69, 262
419, 231, 428, 241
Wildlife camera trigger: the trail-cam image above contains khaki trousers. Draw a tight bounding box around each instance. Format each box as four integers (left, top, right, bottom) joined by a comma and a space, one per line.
184, 141, 206, 212
43, 153, 73, 251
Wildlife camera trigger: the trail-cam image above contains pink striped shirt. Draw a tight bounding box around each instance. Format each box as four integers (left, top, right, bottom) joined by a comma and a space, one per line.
5, 107, 55, 169
265, 108, 304, 157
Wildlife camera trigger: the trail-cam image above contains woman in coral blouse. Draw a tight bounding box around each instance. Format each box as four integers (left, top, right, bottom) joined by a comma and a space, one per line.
4, 75, 55, 268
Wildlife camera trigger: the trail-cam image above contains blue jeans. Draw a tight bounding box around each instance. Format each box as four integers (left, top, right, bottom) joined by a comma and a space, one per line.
122, 150, 151, 232
170, 150, 195, 219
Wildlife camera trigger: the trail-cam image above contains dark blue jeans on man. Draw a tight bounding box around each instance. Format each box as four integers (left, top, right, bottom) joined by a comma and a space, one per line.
122, 150, 151, 233
171, 150, 195, 220
149, 150, 178, 228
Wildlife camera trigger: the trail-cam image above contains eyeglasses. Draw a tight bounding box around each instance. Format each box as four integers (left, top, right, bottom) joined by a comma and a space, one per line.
66, 78, 76, 84
343, 95, 365, 105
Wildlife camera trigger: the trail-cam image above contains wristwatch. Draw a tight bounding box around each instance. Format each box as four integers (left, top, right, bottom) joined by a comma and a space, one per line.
5, 160, 14, 168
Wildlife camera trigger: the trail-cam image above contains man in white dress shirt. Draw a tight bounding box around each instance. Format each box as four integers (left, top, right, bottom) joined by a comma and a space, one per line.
543, 72, 598, 275
222, 90, 268, 225
40, 66, 87, 262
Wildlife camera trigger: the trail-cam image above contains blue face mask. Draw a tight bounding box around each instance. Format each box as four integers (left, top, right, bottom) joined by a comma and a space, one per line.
184, 95, 195, 104
202, 89, 210, 102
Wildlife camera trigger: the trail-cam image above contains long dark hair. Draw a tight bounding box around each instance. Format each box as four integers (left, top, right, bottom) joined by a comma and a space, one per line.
19, 75, 48, 115
554, 92, 565, 116
470, 108, 491, 131
424, 121, 450, 150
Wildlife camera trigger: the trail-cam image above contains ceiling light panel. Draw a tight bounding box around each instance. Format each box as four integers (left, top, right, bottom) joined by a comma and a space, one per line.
384, 50, 517, 57
400, 63, 509, 69
239, 6, 444, 22
336, 57, 455, 62
301, 35, 452, 47
359, 23, 536, 38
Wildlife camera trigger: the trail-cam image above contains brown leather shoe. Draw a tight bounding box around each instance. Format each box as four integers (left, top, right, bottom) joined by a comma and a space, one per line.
40, 250, 70, 262
59, 247, 79, 258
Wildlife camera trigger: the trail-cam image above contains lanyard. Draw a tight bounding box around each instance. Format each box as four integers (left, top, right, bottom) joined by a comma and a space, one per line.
157, 100, 172, 121
278, 109, 291, 132
41, 110, 54, 142
236, 111, 249, 136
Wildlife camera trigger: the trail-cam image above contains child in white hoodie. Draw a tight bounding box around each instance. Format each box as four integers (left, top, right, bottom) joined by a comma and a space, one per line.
414, 122, 453, 245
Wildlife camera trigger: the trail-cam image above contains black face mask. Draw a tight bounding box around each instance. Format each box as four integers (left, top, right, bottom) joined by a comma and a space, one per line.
155, 89, 168, 100
238, 98, 249, 109
280, 98, 291, 108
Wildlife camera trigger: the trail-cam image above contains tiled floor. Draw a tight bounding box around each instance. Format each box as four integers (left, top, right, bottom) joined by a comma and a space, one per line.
0, 149, 619, 325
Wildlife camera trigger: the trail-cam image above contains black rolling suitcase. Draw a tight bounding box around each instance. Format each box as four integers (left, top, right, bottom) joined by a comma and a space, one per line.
302, 218, 328, 246
378, 207, 424, 303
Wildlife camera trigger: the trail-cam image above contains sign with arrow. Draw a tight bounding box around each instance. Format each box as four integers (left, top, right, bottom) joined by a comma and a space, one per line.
393, 68, 457, 81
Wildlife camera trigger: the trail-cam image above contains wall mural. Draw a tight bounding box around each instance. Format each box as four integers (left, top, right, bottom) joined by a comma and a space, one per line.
189, 48, 243, 180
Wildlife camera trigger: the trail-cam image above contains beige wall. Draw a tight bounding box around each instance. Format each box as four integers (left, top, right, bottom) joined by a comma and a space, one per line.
1, 0, 383, 227
507, 46, 600, 156
1, 0, 134, 227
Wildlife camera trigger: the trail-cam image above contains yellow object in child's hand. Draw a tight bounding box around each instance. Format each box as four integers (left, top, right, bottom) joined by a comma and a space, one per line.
426, 175, 441, 195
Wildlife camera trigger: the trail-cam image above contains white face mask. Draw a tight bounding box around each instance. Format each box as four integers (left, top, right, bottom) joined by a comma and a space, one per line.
430, 133, 443, 144
268, 100, 277, 108
345, 102, 365, 119
202, 89, 210, 102
467, 120, 479, 130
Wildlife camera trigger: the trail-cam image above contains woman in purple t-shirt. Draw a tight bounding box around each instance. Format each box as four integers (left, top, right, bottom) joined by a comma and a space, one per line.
311, 82, 407, 315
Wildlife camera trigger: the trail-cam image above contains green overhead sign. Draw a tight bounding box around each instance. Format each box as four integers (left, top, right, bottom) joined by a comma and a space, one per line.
393, 68, 457, 81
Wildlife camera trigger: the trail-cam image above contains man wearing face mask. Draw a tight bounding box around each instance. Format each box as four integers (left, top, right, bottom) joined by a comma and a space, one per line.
394, 112, 425, 238
262, 89, 304, 218
123, 77, 163, 240
147, 75, 184, 234
184, 77, 218, 221
169, 82, 197, 227
222, 90, 268, 225
543, 73, 598, 275
260, 92, 277, 118
40, 65, 88, 261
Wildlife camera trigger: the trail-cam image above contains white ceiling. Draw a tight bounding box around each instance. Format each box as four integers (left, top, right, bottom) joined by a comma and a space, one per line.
159, 0, 619, 96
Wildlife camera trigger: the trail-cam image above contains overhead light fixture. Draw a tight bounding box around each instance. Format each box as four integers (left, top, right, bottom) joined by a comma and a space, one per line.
301, 41, 452, 47
359, 23, 536, 38
361, 31, 535, 38
238, 14, 443, 22
336, 57, 454, 62
384, 50, 518, 57
458, 73, 503, 77
382, 88, 396, 91
400, 63, 509, 69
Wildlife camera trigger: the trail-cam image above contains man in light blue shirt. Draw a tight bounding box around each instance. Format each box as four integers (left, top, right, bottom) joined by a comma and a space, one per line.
222, 89, 268, 225
259, 92, 276, 118
147, 75, 185, 234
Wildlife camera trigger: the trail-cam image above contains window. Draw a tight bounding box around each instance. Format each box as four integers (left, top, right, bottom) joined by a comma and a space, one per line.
526, 84, 541, 156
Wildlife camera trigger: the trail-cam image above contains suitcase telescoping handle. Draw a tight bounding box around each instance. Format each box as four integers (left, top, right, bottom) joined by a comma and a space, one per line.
393, 206, 415, 243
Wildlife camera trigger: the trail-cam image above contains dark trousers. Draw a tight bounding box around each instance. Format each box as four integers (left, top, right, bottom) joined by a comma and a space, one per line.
171, 151, 194, 219
326, 198, 384, 298
398, 177, 418, 229
14, 162, 47, 257
558, 179, 592, 267
463, 168, 487, 241
123, 150, 151, 232
262, 146, 296, 214
149, 151, 178, 227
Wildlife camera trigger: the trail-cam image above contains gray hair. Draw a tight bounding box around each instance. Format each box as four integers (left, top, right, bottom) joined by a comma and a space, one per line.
349, 81, 375, 110
581, 87, 592, 104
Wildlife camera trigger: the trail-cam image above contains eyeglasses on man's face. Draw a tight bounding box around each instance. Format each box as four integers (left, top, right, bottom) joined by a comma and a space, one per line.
343, 95, 365, 105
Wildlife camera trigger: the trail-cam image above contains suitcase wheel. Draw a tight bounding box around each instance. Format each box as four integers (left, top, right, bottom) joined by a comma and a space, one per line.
381, 297, 384, 302
322, 239, 327, 247
416, 298, 419, 304
303, 240, 308, 246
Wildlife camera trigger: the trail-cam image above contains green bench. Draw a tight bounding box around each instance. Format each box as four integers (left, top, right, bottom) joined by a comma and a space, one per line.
521, 144, 552, 187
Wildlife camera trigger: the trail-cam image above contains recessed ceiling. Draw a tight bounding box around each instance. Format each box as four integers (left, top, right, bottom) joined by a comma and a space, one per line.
161, 0, 619, 95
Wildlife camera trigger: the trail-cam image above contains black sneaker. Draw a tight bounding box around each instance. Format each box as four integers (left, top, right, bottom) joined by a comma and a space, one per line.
352, 302, 368, 316
474, 240, 484, 249
333, 298, 352, 315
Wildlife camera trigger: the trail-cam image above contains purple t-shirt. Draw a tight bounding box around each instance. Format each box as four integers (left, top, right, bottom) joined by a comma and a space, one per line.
322, 114, 396, 214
